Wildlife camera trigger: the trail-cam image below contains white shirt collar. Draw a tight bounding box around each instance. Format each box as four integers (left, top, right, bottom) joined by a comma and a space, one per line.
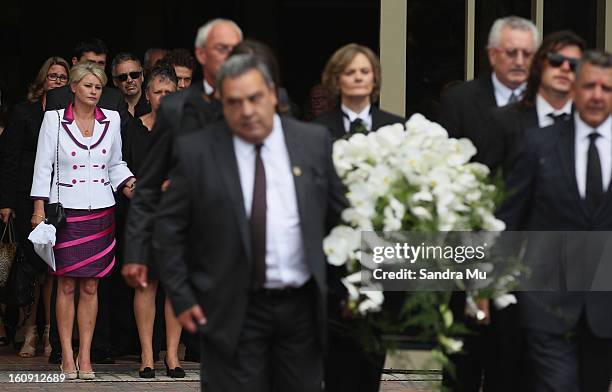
491, 72, 526, 107
340, 103, 372, 132
203, 80, 214, 95
536, 94, 573, 128
574, 112, 612, 141
233, 114, 283, 156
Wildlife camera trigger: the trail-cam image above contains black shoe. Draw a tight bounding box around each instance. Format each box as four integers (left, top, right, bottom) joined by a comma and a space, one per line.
48, 350, 62, 364
139, 367, 155, 378
164, 357, 185, 378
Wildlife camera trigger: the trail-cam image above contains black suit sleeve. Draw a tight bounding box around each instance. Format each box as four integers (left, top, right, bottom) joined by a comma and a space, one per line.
437, 89, 462, 138
123, 108, 174, 265
152, 138, 197, 316
496, 134, 538, 229
0, 105, 27, 209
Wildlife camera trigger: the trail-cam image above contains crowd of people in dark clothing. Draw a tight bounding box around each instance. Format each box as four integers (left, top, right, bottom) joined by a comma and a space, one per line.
0, 14, 611, 392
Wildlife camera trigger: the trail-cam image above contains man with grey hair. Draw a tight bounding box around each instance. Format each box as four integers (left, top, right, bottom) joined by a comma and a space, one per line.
152, 54, 347, 391
121, 18, 243, 362
439, 15, 539, 171
499, 50, 612, 391
438, 15, 539, 392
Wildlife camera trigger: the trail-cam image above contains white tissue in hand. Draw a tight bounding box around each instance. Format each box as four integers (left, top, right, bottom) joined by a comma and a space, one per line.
28, 223, 57, 271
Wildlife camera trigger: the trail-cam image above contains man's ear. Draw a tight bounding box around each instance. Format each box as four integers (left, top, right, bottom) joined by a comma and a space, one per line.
194, 47, 206, 67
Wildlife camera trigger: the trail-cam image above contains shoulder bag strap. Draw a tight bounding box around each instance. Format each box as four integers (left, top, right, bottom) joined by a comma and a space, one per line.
55, 110, 61, 204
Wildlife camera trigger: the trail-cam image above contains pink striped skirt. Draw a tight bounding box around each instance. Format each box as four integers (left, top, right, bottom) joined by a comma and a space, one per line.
52, 207, 116, 278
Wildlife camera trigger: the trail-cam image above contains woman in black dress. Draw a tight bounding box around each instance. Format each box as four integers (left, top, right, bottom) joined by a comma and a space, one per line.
0, 56, 70, 357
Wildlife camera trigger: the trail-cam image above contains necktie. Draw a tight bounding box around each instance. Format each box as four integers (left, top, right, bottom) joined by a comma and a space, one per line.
507, 92, 519, 105
349, 118, 368, 134
547, 112, 569, 124
586, 132, 603, 213
251, 144, 267, 289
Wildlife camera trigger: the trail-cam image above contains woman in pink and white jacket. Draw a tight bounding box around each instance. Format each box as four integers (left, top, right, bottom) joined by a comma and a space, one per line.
31, 62, 135, 380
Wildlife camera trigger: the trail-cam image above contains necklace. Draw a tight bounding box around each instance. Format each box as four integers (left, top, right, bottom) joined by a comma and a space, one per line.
75, 116, 94, 137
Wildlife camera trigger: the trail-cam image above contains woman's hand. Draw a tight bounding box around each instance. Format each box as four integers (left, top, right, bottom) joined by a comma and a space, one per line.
0, 208, 14, 224
31, 200, 45, 228
122, 178, 137, 199
31, 213, 45, 229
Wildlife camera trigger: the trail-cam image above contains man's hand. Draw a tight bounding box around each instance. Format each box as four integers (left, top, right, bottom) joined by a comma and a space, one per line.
177, 305, 207, 334
121, 263, 148, 288
472, 298, 491, 325
0, 208, 14, 223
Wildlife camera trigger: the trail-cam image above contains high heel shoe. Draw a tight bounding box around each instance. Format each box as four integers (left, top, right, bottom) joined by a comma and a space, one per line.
42, 325, 51, 357
139, 367, 155, 378
18, 325, 37, 358
59, 362, 77, 380
76, 355, 95, 380
164, 357, 185, 378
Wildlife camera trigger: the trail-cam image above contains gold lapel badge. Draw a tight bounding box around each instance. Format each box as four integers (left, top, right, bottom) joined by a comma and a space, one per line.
292, 166, 302, 177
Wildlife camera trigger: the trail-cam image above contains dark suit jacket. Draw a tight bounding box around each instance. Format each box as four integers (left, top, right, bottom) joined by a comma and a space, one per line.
152, 116, 348, 358
123, 82, 222, 264
438, 76, 503, 172
490, 103, 538, 177
0, 101, 44, 208
45, 85, 132, 132
498, 119, 612, 338
313, 106, 405, 141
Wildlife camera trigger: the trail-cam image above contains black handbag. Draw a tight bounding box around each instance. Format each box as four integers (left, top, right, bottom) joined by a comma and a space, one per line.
44, 111, 66, 228
2, 245, 37, 308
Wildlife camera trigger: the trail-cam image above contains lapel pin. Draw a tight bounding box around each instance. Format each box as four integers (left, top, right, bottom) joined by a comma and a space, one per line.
292, 166, 302, 177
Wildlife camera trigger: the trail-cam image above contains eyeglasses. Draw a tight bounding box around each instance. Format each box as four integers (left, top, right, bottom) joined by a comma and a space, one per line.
47, 73, 68, 83
498, 48, 534, 60
546, 52, 579, 72
113, 71, 142, 82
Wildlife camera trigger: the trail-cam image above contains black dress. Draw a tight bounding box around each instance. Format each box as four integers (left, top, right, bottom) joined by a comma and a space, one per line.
0, 100, 47, 272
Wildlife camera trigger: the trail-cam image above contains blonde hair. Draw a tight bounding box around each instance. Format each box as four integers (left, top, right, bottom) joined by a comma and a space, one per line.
27, 57, 70, 103
321, 43, 381, 106
69, 62, 107, 86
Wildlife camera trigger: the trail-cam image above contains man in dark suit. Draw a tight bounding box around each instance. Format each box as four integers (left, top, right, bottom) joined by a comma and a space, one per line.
121, 18, 243, 364
43, 37, 127, 365
499, 50, 612, 392
437, 16, 539, 392
153, 54, 347, 391
439, 16, 538, 173
483, 30, 585, 392
45, 38, 130, 128
492, 31, 585, 177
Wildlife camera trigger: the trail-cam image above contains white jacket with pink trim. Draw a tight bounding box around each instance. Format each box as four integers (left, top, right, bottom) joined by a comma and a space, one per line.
30, 105, 133, 210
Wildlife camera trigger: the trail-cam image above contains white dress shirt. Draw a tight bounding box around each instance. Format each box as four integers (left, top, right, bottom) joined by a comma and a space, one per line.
233, 114, 310, 289
203, 80, 214, 95
536, 94, 573, 128
574, 113, 612, 198
491, 73, 526, 107
341, 103, 372, 133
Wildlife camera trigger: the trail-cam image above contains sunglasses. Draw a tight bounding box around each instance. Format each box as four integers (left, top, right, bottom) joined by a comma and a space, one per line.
546, 52, 579, 72
114, 71, 142, 82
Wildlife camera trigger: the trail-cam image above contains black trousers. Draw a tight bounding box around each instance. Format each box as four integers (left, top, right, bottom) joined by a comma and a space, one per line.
200, 282, 322, 392
525, 315, 612, 392
324, 329, 385, 392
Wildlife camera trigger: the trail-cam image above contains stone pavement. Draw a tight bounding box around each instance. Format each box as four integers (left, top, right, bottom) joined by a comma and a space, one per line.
0, 344, 440, 391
